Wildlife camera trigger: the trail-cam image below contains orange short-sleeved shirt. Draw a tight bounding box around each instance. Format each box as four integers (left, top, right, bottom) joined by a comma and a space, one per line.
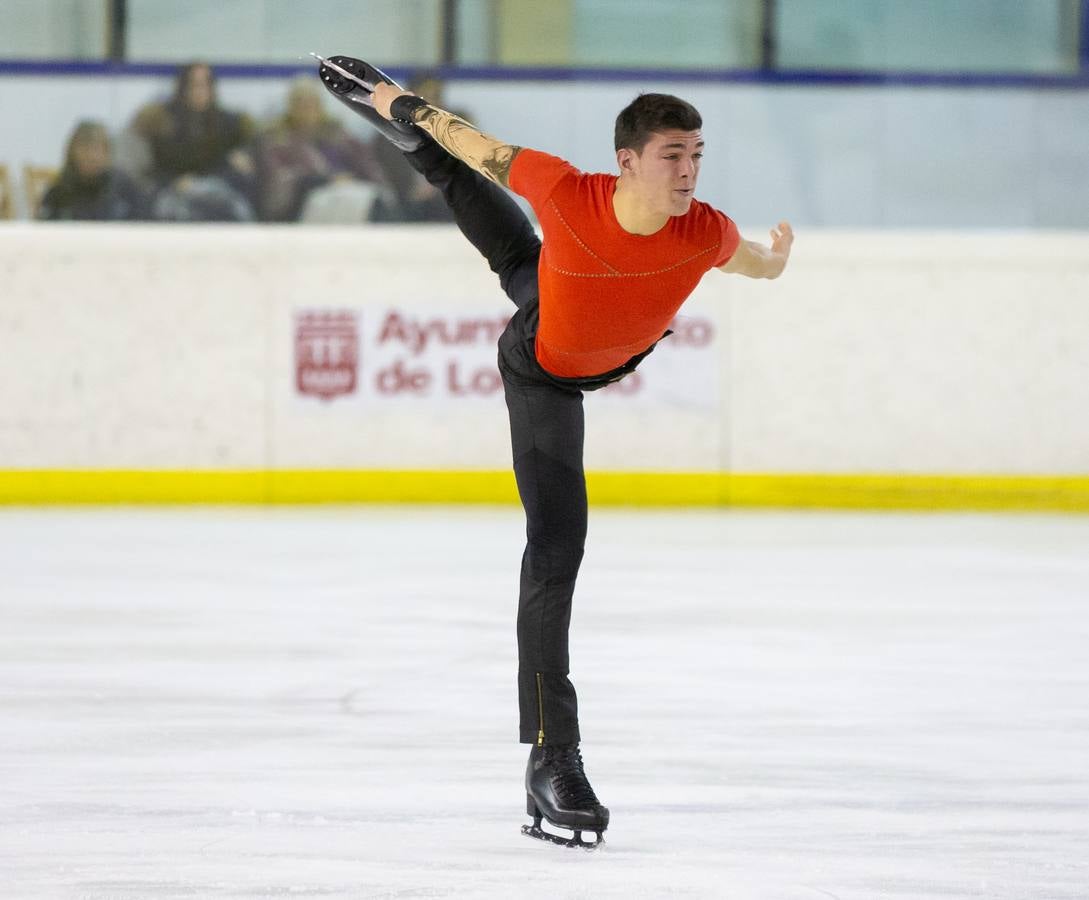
509, 148, 739, 378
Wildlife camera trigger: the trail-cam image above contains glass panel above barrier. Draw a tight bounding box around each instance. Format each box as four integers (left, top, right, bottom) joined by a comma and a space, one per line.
126, 0, 443, 65
776, 0, 1082, 75
471, 0, 762, 69
571, 0, 763, 69
0, 0, 109, 60
454, 0, 495, 66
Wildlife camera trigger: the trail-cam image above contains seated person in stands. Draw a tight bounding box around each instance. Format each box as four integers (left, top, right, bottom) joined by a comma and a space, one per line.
125, 62, 257, 221
253, 78, 388, 222
38, 121, 147, 221
368, 71, 455, 223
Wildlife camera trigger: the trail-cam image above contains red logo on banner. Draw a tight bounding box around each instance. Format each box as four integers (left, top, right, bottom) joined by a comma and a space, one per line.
295, 310, 359, 401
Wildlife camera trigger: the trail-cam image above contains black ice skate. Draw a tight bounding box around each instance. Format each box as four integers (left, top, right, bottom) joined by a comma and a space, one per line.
313, 54, 427, 152
523, 743, 609, 849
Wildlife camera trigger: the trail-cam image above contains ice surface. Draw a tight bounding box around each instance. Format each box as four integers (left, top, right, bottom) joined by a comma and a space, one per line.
2, 507, 1087, 899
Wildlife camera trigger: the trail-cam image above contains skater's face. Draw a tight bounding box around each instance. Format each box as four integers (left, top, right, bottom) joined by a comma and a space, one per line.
622, 129, 703, 217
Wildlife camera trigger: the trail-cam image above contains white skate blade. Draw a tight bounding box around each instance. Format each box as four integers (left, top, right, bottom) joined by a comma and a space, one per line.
521, 821, 605, 850
310, 52, 374, 95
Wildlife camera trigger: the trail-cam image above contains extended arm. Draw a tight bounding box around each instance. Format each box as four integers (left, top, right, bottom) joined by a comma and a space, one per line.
719, 222, 794, 279
372, 82, 520, 188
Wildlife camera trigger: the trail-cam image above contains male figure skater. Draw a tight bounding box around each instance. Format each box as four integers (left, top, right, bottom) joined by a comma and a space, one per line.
317, 55, 793, 848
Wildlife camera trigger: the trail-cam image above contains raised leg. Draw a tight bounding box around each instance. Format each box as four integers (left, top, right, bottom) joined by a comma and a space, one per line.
404, 140, 541, 308
316, 53, 541, 308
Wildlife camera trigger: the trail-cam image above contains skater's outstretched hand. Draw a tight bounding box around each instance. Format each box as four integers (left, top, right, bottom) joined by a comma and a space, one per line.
719, 221, 794, 280
371, 82, 410, 121
769, 221, 794, 262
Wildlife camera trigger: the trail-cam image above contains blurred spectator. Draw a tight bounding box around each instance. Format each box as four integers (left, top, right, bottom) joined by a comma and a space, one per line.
123, 62, 257, 221
254, 78, 388, 223
369, 71, 455, 223
38, 121, 147, 221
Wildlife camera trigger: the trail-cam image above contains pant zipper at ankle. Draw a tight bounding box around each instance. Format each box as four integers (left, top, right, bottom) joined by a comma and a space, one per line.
536, 672, 545, 747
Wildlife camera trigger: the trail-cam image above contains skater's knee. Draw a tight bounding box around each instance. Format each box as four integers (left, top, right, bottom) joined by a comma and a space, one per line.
523, 506, 587, 581
523, 536, 585, 584
495, 241, 542, 300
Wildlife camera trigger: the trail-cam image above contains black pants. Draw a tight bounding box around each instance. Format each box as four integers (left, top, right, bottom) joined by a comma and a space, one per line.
406, 141, 650, 745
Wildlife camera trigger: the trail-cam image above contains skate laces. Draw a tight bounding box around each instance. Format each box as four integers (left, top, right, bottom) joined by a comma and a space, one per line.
545, 743, 600, 807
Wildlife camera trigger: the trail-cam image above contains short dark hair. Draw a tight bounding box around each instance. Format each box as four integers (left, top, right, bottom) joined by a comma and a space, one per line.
614, 93, 703, 153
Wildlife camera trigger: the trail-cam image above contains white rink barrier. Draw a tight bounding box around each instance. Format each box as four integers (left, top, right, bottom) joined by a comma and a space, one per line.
1, 223, 1087, 509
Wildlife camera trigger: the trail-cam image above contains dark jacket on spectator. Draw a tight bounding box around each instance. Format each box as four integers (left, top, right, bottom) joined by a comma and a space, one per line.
38, 168, 147, 221
135, 101, 254, 184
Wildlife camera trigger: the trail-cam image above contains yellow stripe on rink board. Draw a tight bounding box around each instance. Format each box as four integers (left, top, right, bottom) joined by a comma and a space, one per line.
0, 470, 1087, 512
0, 470, 270, 504
719, 473, 1089, 513
587, 472, 1089, 511
0, 470, 519, 506
269, 470, 519, 504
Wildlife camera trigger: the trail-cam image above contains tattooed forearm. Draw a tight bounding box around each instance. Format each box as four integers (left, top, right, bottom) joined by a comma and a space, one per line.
412, 105, 520, 187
